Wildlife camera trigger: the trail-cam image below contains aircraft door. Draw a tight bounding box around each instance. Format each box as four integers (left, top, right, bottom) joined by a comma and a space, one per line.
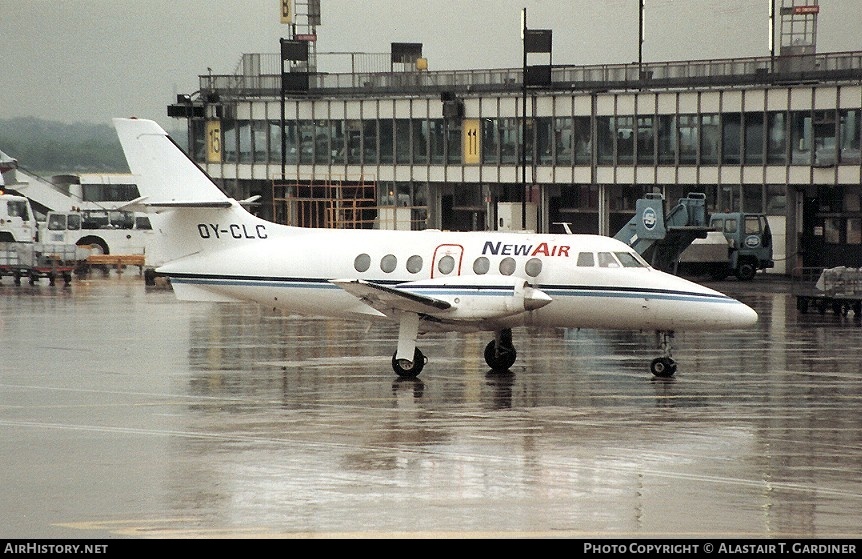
432, 244, 464, 278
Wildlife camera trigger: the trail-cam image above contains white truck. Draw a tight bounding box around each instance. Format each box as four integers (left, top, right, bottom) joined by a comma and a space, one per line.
0, 193, 88, 285
39, 208, 163, 282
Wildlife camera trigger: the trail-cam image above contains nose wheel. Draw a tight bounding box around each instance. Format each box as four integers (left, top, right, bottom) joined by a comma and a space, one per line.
650, 356, 677, 377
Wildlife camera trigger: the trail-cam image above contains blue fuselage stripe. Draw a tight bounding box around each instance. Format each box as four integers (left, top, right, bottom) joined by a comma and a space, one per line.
168, 274, 736, 304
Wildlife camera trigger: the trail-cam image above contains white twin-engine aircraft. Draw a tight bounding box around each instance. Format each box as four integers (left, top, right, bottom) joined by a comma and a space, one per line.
114, 117, 758, 379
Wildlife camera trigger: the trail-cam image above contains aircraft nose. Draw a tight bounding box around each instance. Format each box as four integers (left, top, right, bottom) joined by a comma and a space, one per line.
731, 300, 759, 328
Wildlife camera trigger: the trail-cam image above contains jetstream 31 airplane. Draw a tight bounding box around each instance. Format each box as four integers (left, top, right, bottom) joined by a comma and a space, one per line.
114, 117, 758, 379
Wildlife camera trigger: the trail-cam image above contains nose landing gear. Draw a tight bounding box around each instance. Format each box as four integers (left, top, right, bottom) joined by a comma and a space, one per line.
650, 331, 677, 377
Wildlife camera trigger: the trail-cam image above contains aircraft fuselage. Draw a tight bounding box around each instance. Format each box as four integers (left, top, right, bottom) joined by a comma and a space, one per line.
157, 204, 757, 334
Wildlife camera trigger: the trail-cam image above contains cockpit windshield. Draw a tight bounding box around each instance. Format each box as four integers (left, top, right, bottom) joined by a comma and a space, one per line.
615, 251, 648, 268
576, 251, 649, 268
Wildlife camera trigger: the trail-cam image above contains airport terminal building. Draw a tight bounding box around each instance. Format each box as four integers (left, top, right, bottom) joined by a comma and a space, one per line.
168, 4, 862, 273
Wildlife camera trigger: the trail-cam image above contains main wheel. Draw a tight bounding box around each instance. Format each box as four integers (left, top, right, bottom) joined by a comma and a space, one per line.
391, 348, 426, 379
484, 340, 517, 371
650, 357, 677, 378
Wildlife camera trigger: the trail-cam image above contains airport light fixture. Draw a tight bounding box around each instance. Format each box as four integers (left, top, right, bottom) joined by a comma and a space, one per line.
521, 8, 552, 232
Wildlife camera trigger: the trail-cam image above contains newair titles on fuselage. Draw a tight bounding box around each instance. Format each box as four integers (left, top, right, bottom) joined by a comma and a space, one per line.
481, 240, 570, 257
114, 117, 758, 379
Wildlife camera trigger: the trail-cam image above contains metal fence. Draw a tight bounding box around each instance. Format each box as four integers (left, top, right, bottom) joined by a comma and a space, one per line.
200, 50, 862, 99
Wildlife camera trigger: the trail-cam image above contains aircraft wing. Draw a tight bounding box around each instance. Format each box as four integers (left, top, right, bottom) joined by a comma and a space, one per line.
330, 279, 451, 317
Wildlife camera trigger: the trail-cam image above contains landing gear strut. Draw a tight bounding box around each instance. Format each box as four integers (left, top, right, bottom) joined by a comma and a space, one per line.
650, 330, 677, 377
484, 328, 517, 371
391, 313, 426, 378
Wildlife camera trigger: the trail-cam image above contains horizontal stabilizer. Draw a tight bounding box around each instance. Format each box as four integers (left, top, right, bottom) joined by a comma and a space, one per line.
239, 195, 261, 207
115, 196, 148, 212
142, 201, 234, 209
115, 196, 233, 213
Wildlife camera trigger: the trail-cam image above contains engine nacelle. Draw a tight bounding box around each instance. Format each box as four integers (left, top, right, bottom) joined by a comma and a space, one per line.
397, 275, 552, 320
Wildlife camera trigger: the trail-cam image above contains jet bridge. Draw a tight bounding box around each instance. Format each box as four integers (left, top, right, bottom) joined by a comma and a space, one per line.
613, 193, 712, 273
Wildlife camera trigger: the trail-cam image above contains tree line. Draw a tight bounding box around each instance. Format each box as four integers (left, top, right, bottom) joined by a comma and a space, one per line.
0, 117, 187, 176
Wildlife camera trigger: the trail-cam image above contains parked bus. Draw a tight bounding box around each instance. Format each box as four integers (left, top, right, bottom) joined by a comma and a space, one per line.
41, 208, 155, 257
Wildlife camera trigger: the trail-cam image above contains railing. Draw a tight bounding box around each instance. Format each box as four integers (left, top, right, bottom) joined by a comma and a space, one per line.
199, 51, 862, 100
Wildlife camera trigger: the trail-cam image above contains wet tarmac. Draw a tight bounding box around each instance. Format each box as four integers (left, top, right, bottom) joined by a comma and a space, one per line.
1, 274, 861, 539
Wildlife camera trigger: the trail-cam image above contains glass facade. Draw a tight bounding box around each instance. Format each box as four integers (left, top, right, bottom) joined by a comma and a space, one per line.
700, 114, 720, 165
766, 112, 787, 164
840, 109, 861, 164
193, 103, 862, 173
636, 115, 655, 165
678, 115, 698, 165
189, 86, 862, 266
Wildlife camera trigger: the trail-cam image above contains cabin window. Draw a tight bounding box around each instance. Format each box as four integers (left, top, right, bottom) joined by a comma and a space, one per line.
473, 257, 490, 275
380, 254, 397, 273
615, 252, 645, 268
406, 255, 423, 274
525, 258, 542, 277
354, 253, 371, 273
499, 257, 516, 276
576, 252, 595, 267
598, 252, 620, 267
438, 255, 455, 275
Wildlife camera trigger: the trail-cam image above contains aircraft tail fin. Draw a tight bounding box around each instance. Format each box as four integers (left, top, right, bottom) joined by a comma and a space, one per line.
113, 117, 229, 206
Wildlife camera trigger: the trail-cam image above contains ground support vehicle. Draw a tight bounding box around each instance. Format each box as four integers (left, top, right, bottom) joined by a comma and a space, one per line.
614, 193, 774, 281
694, 212, 774, 281
0, 242, 86, 285
793, 266, 862, 317
613, 193, 713, 274
41, 209, 158, 281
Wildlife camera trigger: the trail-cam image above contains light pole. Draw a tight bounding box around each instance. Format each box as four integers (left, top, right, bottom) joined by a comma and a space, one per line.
521, 8, 528, 230
638, 0, 644, 81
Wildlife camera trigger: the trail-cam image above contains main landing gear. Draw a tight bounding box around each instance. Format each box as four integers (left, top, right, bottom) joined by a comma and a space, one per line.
392, 347, 427, 379
650, 330, 677, 378
391, 313, 426, 379
389, 322, 519, 378
484, 328, 517, 372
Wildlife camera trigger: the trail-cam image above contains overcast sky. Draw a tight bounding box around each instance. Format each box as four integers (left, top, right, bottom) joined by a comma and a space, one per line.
1, 0, 858, 131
